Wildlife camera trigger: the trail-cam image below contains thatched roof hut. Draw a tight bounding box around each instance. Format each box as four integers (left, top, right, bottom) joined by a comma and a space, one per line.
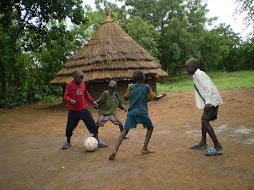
50, 10, 167, 99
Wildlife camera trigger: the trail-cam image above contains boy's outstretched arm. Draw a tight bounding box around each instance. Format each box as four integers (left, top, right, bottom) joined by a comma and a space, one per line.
155, 92, 167, 100
92, 101, 99, 108
148, 87, 166, 101
92, 92, 106, 109
115, 93, 128, 112
118, 100, 128, 112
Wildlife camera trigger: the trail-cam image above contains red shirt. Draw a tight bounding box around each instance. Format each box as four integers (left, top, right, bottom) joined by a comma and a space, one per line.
64, 81, 93, 111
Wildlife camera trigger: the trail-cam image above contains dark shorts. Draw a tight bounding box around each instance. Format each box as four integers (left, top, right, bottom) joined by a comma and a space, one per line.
202, 106, 219, 121
96, 114, 123, 127
124, 109, 153, 129
66, 108, 98, 138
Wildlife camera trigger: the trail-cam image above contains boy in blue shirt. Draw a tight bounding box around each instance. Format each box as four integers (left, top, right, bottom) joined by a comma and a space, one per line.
109, 70, 166, 160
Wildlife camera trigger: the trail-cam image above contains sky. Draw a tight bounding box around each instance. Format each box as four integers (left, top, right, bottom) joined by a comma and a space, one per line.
205, 0, 252, 39
83, 0, 253, 39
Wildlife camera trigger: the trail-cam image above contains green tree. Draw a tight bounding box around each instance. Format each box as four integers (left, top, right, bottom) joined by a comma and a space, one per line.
200, 24, 241, 71
0, 0, 85, 102
120, 16, 160, 58
160, 18, 200, 75
238, 37, 254, 70
125, 0, 184, 33
123, 0, 218, 74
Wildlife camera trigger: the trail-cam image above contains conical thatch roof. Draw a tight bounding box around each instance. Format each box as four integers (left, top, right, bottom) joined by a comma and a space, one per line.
50, 10, 167, 85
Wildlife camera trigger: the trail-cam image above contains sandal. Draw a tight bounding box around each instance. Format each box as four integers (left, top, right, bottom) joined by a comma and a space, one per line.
62, 142, 72, 150
205, 147, 223, 156
190, 142, 207, 149
98, 141, 108, 148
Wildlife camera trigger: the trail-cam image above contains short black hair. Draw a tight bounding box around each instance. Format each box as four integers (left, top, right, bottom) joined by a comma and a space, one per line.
73, 69, 83, 77
185, 58, 200, 68
133, 70, 144, 82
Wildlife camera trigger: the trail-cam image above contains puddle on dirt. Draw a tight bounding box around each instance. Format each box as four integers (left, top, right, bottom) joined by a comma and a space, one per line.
154, 130, 171, 134
234, 126, 253, 134
156, 126, 166, 129
217, 124, 229, 130
227, 134, 238, 137
185, 129, 199, 134
244, 138, 254, 145
215, 124, 229, 134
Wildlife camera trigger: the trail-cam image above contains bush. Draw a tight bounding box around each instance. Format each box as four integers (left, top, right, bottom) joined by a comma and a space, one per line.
0, 86, 28, 108
0, 85, 63, 109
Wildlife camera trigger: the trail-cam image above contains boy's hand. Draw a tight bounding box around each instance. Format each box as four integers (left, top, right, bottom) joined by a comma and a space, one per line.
70, 99, 76, 105
161, 91, 167, 97
155, 91, 167, 100
92, 101, 99, 108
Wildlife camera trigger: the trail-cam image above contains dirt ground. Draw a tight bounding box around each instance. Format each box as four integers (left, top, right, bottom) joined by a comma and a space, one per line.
0, 88, 254, 190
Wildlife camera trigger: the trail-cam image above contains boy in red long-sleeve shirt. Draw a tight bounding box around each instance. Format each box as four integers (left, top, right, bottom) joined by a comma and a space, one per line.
62, 69, 108, 150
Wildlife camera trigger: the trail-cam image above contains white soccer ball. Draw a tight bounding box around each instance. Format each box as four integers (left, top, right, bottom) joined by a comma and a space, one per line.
84, 137, 98, 152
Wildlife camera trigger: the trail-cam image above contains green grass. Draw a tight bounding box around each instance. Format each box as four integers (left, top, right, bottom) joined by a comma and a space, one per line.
41, 95, 62, 103
157, 70, 254, 93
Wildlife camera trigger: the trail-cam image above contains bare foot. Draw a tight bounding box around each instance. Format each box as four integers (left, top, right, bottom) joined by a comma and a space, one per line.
141, 148, 154, 154
109, 151, 117, 160
124, 136, 129, 139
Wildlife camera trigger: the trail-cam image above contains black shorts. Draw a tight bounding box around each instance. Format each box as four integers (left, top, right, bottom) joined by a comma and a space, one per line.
202, 106, 219, 121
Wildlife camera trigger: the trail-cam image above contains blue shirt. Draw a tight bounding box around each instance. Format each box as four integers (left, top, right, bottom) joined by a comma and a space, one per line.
126, 83, 152, 113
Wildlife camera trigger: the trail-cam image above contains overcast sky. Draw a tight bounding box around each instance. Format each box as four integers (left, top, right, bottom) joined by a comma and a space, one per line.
84, 0, 253, 39
206, 0, 252, 39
